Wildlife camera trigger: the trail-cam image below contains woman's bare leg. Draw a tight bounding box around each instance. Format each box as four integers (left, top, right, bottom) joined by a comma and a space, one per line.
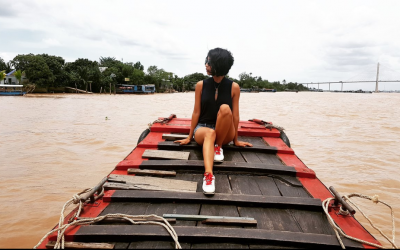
194, 127, 216, 174
215, 104, 236, 146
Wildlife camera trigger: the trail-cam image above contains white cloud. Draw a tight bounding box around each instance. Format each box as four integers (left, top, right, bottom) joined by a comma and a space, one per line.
1, 0, 400, 90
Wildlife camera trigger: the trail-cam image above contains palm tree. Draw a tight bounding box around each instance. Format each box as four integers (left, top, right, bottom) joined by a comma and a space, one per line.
0, 70, 5, 84
14, 70, 23, 85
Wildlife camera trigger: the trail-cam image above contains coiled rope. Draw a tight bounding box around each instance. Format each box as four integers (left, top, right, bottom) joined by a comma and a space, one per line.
322, 193, 397, 249
34, 188, 181, 249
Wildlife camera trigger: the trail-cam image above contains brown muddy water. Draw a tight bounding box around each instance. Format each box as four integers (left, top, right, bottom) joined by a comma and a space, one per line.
0, 92, 399, 248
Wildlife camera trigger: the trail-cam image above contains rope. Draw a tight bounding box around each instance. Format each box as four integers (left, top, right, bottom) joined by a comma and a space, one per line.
322, 193, 398, 249
34, 188, 182, 249
264, 123, 285, 132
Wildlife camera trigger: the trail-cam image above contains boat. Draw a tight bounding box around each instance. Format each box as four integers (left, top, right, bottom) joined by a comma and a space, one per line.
260, 88, 276, 92
0, 84, 26, 96
116, 84, 155, 94
35, 115, 385, 249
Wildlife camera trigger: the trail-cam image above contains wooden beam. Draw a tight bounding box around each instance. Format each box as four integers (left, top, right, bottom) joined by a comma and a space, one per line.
105, 190, 322, 210
74, 225, 363, 248
46, 241, 114, 249
127, 168, 176, 177
202, 218, 257, 227
106, 175, 197, 193
157, 141, 278, 154
138, 160, 316, 178
77, 217, 176, 224
163, 214, 254, 221
162, 134, 188, 141
142, 149, 190, 160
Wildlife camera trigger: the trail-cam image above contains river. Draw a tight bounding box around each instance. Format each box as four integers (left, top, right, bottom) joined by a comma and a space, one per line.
0, 92, 399, 248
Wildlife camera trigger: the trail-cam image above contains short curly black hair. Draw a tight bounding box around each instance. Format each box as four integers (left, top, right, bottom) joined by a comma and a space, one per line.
207, 48, 234, 76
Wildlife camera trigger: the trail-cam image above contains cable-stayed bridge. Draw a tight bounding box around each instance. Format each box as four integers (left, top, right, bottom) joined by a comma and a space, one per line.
296, 63, 400, 92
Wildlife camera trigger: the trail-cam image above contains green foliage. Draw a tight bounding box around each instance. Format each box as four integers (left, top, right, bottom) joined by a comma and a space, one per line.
11, 54, 55, 87
0, 57, 6, 71
14, 70, 23, 84
4, 53, 307, 93
133, 61, 144, 71
130, 68, 145, 85
0, 70, 5, 83
39, 54, 65, 87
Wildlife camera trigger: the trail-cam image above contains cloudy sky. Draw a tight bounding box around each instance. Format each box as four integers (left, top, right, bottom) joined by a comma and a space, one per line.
1, 0, 400, 91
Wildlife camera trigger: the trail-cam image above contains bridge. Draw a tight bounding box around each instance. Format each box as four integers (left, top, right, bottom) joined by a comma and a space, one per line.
296, 63, 400, 92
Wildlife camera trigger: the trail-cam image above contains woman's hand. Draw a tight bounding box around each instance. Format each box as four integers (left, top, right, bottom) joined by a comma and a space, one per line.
234, 140, 253, 147
174, 137, 192, 145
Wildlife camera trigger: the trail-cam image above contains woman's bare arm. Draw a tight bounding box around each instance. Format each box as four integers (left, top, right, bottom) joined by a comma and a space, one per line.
175, 81, 203, 144
232, 82, 252, 147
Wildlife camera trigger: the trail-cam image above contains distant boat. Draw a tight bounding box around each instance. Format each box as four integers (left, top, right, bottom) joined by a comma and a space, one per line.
260, 88, 276, 92
0, 84, 26, 96
116, 84, 155, 94
240, 88, 260, 93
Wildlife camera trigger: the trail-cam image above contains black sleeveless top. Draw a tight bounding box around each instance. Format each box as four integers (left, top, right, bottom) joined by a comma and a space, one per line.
198, 77, 233, 124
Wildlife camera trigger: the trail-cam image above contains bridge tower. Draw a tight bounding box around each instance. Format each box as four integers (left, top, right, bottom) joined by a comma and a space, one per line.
375, 63, 380, 93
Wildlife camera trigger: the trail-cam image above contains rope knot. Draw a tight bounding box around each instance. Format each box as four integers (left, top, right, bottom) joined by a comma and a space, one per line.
371, 194, 379, 204
72, 194, 81, 204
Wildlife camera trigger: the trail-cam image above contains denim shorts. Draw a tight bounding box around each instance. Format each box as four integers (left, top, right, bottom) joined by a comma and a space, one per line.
193, 123, 215, 139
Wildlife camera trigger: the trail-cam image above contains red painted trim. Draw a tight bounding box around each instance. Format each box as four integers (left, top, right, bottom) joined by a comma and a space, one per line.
278, 153, 381, 248
263, 137, 295, 155
116, 159, 144, 170
124, 147, 148, 161
137, 132, 164, 148
103, 190, 116, 202
45, 193, 113, 243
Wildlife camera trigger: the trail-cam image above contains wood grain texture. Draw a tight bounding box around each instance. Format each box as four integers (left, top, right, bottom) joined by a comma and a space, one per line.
142, 149, 190, 160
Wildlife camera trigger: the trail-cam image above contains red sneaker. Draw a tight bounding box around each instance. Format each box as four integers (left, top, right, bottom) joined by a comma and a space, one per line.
202, 172, 215, 195
214, 144, 224, 162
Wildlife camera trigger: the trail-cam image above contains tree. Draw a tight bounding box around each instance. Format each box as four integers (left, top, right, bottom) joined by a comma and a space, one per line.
130, 68, 145, 85
11, 54, 54, 88
14, 70, 23, 84
0, 57, 6, 70
133, 61, 144, 71
239, 72, 256, 88
0, 70, 5, 84
99, 56, 120, 68
39, 54, 65, 87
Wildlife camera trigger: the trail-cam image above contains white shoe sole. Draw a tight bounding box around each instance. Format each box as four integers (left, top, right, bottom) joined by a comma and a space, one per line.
203, 190, 215, 195
214, 159, 224, 163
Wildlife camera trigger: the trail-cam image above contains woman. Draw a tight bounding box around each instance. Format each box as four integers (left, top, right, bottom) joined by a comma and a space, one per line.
175, 48, 252, 195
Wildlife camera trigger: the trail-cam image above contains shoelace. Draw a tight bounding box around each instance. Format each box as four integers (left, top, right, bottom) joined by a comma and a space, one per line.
204, 173, 213, 185
214, 146, 221, 155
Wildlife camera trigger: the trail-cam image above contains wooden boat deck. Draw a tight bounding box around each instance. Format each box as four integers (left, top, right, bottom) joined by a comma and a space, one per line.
39, 117, 381, 249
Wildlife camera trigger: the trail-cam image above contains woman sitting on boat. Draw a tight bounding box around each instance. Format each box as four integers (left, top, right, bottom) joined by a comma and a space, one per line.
175, 48, 252, 195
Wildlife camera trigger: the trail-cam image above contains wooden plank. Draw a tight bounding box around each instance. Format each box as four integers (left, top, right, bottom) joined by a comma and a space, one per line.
192, 243, 249, 249
99, 202, 150, 217
144, 203, 201, 227
138, 160, 307, 177
142, 149, 190, 160
202, 218, 257, 226
106, 174, 197, 193
127, 168, 176, 177
77, 217, 176, 224
241, 151, 263, 163
162, 134, 188, 141
158, 141, 278, 154
46, 241, 114, 249
273, 176, 336, 236
229, 175, 302, 235
256, 152, 284, 165
163, 214, 254, 221
223, 150, 246, 162
128, 241, 191, 249
74, 225, 363, 248
108, 190, 322, 210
